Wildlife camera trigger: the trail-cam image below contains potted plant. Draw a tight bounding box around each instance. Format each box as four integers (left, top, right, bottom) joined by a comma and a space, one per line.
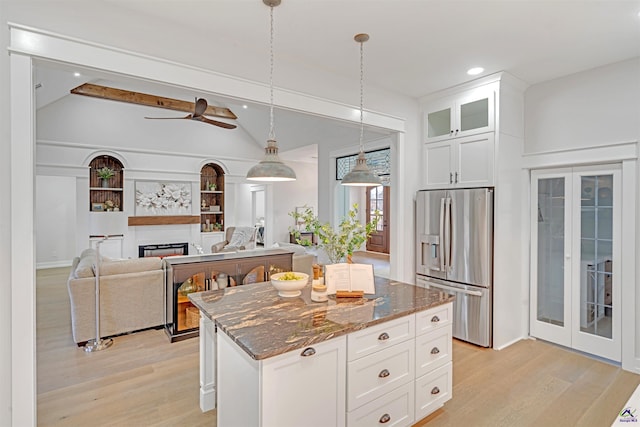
96, 166, 115, 187
289, 204, 380, 264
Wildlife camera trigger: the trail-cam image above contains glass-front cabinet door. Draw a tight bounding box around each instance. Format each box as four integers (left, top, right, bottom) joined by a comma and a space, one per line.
424, 86, 494, 142
530, 165, 621, 362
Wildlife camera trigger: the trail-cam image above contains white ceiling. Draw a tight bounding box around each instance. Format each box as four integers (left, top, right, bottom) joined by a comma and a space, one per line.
31, 0, 640, 159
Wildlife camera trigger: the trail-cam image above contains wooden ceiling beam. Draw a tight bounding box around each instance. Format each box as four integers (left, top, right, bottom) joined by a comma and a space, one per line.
70, 83, 238, 120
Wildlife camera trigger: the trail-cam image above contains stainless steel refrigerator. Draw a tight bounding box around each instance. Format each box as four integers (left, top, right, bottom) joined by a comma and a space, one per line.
415, 188, 493, 347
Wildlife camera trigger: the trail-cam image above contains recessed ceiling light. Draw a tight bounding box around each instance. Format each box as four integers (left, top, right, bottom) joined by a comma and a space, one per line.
73, 72, 81, 77
467, 67, 484, 76
242, 104, 248, 109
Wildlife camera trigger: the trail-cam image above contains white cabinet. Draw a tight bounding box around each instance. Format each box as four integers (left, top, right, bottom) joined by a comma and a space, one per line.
347, 339, 415, 410
217, 331, 346, 427
424, 86, 494, 142
414, 303, 453, 421
347, 382, 415, 427
423, 133, 494, 189
346, 303, 453, 427
415, 362, 453, 420
347, 315, 417, 427
347, 315, 414, 361
216, 302, 453, 427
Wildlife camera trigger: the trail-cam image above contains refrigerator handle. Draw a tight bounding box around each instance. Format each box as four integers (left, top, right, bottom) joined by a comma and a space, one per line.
443, 197, 452, 271
447, 197, 454, 271
439, 198, 446, 271
419, 279, 484, 297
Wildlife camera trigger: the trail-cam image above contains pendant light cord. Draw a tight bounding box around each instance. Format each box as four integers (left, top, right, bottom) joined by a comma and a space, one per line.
359, 38, 364, 151
269, 5, 276, 141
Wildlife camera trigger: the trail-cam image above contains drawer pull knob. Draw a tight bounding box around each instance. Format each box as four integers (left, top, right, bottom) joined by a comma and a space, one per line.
378, 369, 390, 378
300, 347, 316, 357
431, 315, 440, 323
431, 386, 440, 395
431, 347, 440, 355
379, 413, 391, 424
378, 332, 390, 341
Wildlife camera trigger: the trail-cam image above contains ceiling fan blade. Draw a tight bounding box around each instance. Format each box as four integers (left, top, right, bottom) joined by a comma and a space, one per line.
144, 114, 193, 120
197, 116, 237, 129
194, 98, 208, 117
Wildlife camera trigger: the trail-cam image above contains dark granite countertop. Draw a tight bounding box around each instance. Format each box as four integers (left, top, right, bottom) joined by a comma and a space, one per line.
189, 276, 454, 360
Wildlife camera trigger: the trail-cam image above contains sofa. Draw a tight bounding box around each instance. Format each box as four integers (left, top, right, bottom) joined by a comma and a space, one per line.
67, 248, 164, 344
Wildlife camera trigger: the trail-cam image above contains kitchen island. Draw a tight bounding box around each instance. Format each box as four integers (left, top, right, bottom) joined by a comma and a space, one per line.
189, 276, 454, 427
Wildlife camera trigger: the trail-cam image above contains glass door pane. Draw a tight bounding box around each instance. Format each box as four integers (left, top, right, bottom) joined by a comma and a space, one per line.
536, 177, 566, 326
427, 108, 451, 138
579, 175, 613, 339
460, 98, 488, 132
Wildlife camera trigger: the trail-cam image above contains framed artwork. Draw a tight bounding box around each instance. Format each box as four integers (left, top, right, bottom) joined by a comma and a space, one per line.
91, 203, 104, 212
135, 181, 192, 215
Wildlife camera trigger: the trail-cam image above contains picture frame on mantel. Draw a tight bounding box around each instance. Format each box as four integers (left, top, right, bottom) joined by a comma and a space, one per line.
135, 181, 192, 216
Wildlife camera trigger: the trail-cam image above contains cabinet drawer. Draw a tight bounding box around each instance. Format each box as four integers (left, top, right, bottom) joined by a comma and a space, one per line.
415, 362, 452, 421
415, 327, 452, 378
415, 303, 452, 336
348, 315, 415, 361
347, 381, 414, 427
347, 339, 415, 411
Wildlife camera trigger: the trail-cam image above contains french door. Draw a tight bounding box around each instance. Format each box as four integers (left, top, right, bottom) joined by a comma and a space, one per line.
366, 185, 390, 253
530, 165, 621, 361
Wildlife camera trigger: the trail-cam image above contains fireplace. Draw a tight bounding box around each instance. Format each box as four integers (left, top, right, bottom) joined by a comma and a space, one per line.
139, 242, 188, 258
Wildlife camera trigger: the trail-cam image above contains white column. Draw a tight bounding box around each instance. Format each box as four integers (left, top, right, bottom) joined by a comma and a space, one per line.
199, 314, 217, 412
11, 52, 36, 426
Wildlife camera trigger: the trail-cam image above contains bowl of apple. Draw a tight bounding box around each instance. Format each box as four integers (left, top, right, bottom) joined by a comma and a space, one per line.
270, 272, 309, 297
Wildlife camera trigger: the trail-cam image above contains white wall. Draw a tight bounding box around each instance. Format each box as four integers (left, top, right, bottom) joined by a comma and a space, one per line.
525, 58, 640, 153
35, 176, 77, 267
272, 161, 318, 244
0, 0, 13, 421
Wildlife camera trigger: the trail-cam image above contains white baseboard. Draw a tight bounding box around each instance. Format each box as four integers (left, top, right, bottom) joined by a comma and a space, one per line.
493, 335, 527, 351
36, 260, 73, 270
200, 388, 216, 413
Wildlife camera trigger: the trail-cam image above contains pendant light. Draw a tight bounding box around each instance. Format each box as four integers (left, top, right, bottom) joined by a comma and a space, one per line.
341, 33, 382, 187
247, 0, 296, 182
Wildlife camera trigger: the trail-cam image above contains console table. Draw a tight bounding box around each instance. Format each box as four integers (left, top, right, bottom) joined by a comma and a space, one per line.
163, 249, 292, 342
290, 231, 316, 245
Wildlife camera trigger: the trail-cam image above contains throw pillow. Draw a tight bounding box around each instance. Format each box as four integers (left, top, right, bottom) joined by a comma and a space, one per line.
74, 255, 96, 278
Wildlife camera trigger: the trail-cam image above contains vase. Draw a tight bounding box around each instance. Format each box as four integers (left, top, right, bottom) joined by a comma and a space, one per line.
101, 179, 109, 188
178, 277, 197, 296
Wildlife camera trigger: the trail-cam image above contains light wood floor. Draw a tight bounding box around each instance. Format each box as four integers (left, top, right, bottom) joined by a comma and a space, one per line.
37, 267, 639, 426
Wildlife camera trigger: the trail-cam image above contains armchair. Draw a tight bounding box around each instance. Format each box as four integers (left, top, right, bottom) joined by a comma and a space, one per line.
211, 226, 258, 253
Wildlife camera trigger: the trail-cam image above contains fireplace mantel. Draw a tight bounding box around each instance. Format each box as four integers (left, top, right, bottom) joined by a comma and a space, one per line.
128, 215, 200, 226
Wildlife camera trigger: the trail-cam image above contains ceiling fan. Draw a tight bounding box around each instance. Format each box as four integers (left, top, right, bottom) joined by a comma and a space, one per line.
145, 98, 237, 129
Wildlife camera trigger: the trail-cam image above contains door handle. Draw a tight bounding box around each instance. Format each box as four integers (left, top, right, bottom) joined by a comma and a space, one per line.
439, 198, 446, 271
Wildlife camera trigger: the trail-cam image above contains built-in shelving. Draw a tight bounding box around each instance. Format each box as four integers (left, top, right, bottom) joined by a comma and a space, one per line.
89, 155, 124, 211
200, 163, 225, 232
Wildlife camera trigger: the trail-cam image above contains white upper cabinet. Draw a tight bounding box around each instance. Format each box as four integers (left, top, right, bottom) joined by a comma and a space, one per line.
424, 86, 495, 142
423, 133, 495, 189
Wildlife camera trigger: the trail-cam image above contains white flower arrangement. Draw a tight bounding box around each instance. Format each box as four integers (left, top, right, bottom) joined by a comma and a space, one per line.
135, 182, 191, 215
